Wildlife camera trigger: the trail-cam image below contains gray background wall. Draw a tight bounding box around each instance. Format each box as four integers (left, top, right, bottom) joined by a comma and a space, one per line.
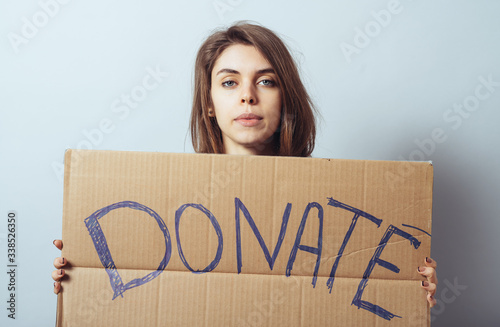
1, 0, 498, 326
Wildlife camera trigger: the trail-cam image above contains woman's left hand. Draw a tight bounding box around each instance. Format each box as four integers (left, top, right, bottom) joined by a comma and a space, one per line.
418, 257, 438, 307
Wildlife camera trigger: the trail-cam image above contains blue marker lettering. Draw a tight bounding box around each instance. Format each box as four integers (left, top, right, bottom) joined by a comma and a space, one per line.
234, 197, 292, 273
286, 202, 323, 287
175, 203, 223, 273
84, 201, 172, 300
326, 198, 383, 292
352, 224, 421, 320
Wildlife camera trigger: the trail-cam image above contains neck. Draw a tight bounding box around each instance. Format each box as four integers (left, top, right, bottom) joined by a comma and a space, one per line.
223, 139, 278, 156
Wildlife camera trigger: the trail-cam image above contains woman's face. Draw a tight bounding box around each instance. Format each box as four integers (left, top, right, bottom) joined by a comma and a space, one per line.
210, 44, 282, 155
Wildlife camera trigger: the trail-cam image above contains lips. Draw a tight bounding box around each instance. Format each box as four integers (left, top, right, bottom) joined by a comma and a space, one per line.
235, 113, 262, 120
234, 113, 263, 127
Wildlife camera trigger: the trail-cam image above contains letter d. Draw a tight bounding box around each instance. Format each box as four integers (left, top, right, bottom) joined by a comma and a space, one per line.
371, 9, 392, 27
353, 27, 371, 48
39, 0, 60, 17
83, 128, 103, 146
414, 137, 435, 156
85, 201, 172, 299
21, 17, 38, 39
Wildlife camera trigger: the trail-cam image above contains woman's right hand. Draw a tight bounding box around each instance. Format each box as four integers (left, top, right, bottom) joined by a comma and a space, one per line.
52, 240, 66, 294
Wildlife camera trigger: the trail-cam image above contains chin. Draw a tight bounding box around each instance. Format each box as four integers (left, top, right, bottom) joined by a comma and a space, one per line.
240, 135, 277, 149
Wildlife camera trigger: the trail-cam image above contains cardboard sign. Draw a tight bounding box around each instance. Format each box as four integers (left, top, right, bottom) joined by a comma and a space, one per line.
56, 150, 433, 326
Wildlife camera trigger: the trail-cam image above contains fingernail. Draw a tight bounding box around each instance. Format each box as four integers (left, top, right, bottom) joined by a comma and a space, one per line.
60, 269, 63, 275
62, 258, 65, 264
422, 281, 429, 287
426, 257, 432, 263
54, 282, 56, 287
429, 295, 434, 301
53, 240, 56, 245
417, 266, 421, 272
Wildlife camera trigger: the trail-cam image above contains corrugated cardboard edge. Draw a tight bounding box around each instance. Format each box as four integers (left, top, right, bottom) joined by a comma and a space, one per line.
55, 149, 73, 327
424, 160, 433, 327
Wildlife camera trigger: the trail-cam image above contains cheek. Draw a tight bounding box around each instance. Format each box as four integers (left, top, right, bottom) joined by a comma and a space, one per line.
213, 98, 232, 120
211, 88, 236, 113
269, 95, 282, 125
210, 91, 224, 116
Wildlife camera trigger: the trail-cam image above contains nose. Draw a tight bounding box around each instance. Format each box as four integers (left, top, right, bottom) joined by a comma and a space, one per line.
241, 84, 257, 105
241, 97, 255, 104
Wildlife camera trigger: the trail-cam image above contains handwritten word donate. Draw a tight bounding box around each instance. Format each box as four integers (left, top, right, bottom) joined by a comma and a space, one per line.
84, 197, 427, 321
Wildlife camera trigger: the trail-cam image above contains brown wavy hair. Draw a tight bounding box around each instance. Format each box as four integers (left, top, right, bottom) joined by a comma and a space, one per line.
190, 22, 316, 157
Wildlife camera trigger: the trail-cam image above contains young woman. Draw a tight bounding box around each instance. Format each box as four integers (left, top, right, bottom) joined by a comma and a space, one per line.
52, 22, 438, 307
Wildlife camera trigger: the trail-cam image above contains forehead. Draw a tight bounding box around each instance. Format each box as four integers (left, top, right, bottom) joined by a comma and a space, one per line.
212, 44, 273, 74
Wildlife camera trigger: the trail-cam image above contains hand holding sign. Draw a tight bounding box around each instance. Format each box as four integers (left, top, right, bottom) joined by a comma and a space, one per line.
419, 257, 438, 307
52, 239, 65, 294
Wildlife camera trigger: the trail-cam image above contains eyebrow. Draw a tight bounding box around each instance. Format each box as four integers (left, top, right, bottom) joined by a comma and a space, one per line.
216, 68, 275, 76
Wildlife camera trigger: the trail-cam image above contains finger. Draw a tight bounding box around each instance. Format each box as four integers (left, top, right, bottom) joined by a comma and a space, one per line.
427, 293, 437, 308
54, 281, 61, 294
51, 269, 65, 281
421, 281, 437, 296
417, 266, 438, 285
53, 257, 66, 269
53, 239, 63, 250
424, 257, 437, 269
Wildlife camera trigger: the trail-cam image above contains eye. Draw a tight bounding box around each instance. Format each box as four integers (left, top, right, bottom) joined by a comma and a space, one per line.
258, 79, 276, 87
222, 80, 236, 87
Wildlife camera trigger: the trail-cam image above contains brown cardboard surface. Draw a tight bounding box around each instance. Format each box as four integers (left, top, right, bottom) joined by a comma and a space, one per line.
57, 149, 433, 327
